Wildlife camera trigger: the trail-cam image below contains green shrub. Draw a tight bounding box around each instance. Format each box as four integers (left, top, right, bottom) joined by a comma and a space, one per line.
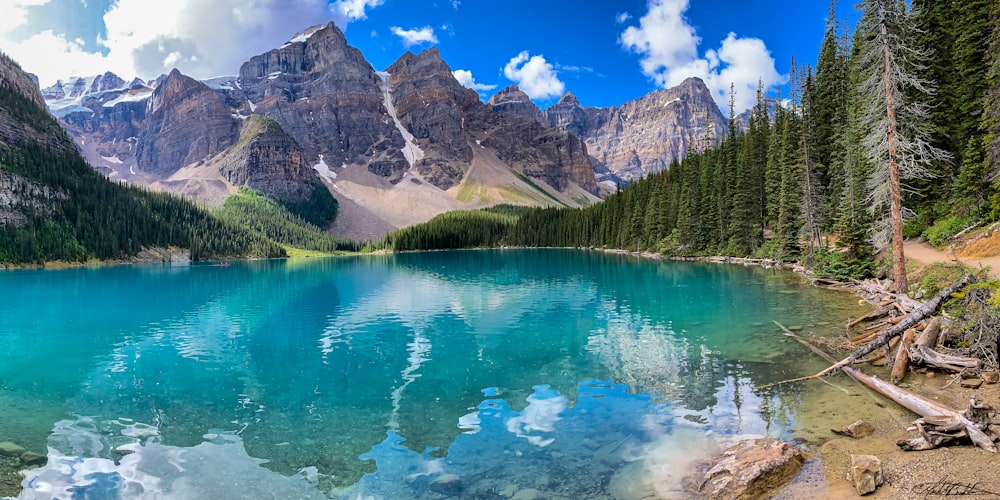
922, 216, 974, 247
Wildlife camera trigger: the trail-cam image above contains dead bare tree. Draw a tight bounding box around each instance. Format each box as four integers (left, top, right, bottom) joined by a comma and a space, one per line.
857, 0, 950, 295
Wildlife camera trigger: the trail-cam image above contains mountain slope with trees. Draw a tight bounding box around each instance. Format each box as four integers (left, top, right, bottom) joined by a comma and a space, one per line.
386, 1, 1000, 287
0, 51, 312, 265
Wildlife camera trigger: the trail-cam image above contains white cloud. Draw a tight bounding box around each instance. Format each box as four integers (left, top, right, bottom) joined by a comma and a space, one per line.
502, 51, 565, 101
619, 0, 783, 112
615, 12, 632, 24
451, 0, 460, 9
2, 0, 383, 87
453, 69, 496, 93
390, 26, 438, 48
329, 0, 384, 28
0, 0, 50, 34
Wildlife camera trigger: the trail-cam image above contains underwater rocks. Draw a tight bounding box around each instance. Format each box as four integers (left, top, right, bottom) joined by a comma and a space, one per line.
0, 441, 48, 498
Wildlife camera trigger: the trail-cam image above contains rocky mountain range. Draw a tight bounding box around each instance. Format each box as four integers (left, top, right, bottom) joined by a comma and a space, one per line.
543, 78, 727, 184
36, 22, 729, 238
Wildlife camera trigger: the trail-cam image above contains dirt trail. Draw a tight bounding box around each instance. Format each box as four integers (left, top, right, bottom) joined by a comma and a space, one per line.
904, 239, 1000, 278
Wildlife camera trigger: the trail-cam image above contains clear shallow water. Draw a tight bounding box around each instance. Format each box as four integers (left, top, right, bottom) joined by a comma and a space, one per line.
0, 250, 871, 499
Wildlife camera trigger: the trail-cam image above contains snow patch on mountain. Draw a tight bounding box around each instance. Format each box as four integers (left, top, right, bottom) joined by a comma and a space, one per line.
313, 155, 336, 183
376, 71, 424, 168
202, 76, 239, 91
280, 25, 324, 49
102, 90, 152, 108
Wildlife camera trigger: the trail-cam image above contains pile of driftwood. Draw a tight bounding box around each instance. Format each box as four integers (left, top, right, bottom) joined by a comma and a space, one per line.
772, 274, 999, 453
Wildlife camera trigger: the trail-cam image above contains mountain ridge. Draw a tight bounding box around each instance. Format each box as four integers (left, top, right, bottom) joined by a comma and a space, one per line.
33, 22, 731, 238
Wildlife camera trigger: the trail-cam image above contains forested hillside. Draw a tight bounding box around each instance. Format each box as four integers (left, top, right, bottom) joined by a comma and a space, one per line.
0, 52, 299, 265
387, 1, 1000, 284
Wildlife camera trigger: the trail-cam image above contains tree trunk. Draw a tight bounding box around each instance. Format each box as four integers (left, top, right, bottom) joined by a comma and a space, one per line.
881, 3, 908, 296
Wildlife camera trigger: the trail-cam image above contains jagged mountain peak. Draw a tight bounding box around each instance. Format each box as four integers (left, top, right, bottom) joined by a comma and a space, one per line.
555, 91, 580, 106
543, 75, 726, 183
386, 46, 451, 78
488, 85, 531, 106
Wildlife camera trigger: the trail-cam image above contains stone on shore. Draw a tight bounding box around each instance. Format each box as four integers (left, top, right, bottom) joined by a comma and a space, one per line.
847, 454, 883, 495
690, 438, 806, 499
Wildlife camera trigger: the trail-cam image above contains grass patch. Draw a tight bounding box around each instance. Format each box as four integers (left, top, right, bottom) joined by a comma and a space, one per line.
512, 172, 566, 207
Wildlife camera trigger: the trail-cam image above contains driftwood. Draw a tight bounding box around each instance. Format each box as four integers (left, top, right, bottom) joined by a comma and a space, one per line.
811, 275, 972, 379
773, 321, 997, 453
890, 328, 916, 384
843, 367, 997, 453
915, 317, 943, 348
909, 345, 982, 372
847, 304, 895, 329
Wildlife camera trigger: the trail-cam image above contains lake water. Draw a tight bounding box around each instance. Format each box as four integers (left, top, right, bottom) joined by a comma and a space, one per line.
0, 249, 874, 499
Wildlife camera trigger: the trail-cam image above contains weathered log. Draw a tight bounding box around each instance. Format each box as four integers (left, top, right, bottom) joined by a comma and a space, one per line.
890, 328, 916, 384
850, 330, 880, 345
847, 304, 895, 329
772, 323, 996, 452
909, 345, 982, 372
812, 275, 972, 379
915, 317, 942, 348
842, 366, 996, 453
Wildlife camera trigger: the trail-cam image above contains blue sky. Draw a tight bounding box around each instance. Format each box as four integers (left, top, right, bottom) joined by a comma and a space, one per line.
2, 0, 858, 111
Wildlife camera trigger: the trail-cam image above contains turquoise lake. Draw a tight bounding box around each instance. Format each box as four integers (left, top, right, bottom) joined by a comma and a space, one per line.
0, 249, 876, 499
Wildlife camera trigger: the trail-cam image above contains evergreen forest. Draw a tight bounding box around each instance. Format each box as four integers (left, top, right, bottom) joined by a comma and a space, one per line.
387, 1, 1000, 284
0, 55, 346, 265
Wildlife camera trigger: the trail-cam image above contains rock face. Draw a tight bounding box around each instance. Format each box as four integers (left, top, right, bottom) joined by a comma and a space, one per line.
384, 48, 476, 189
469, 84, 597, 193
238, 22, 409, 182
219, 115, 323, 204
136, 69, 239, 176
544, 77, 727, 183
0, 57, 45, 110
690, 438, 806, 499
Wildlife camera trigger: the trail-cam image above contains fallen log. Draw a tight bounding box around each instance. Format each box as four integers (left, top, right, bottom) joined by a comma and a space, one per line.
771, 322, 997, 453
915, 317, 943, 348
846, 304, 894, 329
842, 367, 997, 453
890, 328, 916, 384
811, 275, 972, 379
909, 345, 982, 372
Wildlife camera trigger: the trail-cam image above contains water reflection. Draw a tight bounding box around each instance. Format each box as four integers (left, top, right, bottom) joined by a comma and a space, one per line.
0, 250, 873, 498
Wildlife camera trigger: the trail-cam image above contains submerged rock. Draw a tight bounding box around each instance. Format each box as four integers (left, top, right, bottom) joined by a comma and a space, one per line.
833, 420, 874, 439
689, 438, 806, 499
0, 442, 25, 457
847, 454, 883, 495
19, 451, 47, 467
428, 473, 463, 497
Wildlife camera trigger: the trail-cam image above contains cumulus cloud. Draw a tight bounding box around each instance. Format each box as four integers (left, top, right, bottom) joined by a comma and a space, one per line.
329, 0, 384, 28
615, 12, 632, 24
390, 26, 438, 48
502, 51, 565, 101
453, 69, 496, 93
620, 0, 783, 112
2, 0, 383, 87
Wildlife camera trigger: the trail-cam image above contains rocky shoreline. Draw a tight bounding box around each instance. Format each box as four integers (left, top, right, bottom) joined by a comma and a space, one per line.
599, 247, 1000, 499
